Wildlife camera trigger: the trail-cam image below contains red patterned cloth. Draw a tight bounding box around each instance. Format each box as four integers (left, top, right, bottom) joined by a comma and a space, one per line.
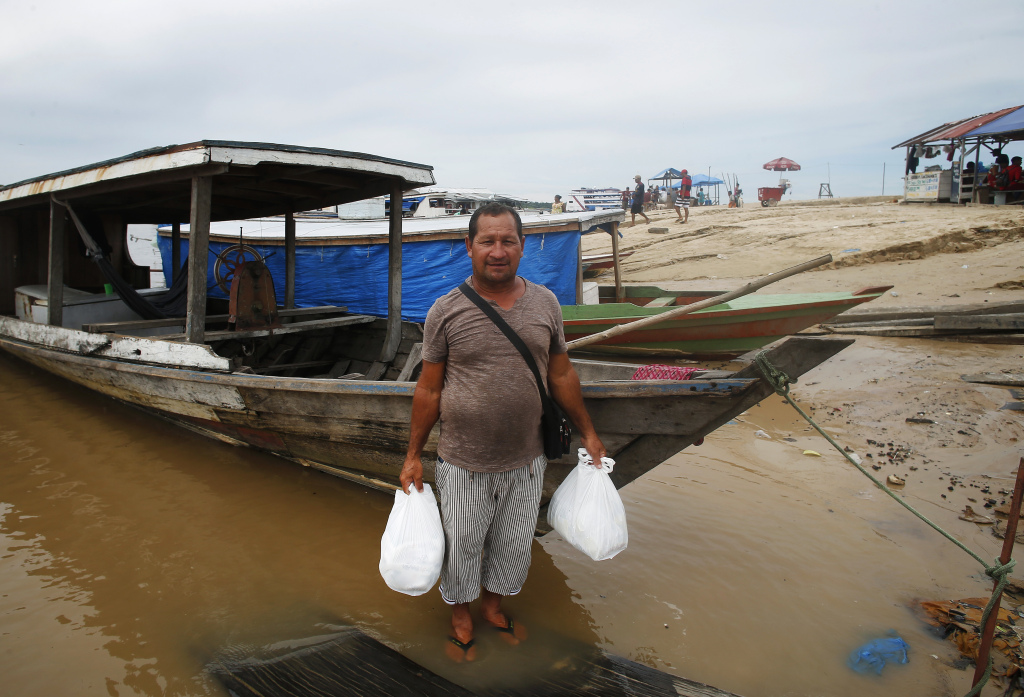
631, 364, 699, 381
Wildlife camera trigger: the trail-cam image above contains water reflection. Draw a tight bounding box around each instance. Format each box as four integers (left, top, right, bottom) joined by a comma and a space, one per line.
0, 353, 599, 696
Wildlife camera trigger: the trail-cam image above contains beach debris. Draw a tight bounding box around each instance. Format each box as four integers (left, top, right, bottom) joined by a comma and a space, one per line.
993, 521, 1024, 544
716, 254, 728, 260
959, 506, 994, 524
887, 474, 906, 487
890, 291, 899, 297
995, 503, 1024, 519
648, 227, 669, 234
754, 429, 771, 440
803, 450, 821, 457
918, 598, 1022, 679
847, 636, 909, 675
906, 417, 935, 424
841, 248, 860, 253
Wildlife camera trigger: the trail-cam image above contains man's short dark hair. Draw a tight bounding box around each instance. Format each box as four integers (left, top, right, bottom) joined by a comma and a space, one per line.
467, 202, 523, 242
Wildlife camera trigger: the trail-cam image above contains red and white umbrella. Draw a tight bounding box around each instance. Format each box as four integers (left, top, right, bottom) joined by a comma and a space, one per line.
763, 157, 801, 172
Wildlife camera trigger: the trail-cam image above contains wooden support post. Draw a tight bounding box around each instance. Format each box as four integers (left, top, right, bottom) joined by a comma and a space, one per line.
285, 211, 296, 310
973, 456, 1024, 688
185, 175, 212, 343
575, 239, 583, 305
171, 222, 181, 282
366, 181, 405, 380
47, 199, 66, 327
610, 221, 623, 303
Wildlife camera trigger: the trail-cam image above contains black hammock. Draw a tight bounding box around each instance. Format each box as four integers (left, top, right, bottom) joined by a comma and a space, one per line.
56, 197, 189, 321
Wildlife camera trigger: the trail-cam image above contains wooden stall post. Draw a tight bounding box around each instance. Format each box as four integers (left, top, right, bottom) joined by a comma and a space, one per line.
171, 222, 181, 282
185, 175, 212, 343
285, 211, 296, 310
47, 199, 66, 327
575, 240, 583, 305
610, 221, 623, 303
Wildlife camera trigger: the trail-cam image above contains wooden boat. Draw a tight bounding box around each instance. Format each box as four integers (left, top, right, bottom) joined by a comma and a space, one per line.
0, 140, 854, 511
581, 250, 634, 277
562, 284, 890, 358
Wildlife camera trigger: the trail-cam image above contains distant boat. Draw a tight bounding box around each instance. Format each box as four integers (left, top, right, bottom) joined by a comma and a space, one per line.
562, 284, 891, 358
567, 188, 625, 212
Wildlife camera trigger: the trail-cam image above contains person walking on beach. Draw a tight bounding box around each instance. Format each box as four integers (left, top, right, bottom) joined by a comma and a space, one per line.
674, 169, 692, 223
621, 187, 631, 210
630, 175, 651, 226
400, 202, 606, 663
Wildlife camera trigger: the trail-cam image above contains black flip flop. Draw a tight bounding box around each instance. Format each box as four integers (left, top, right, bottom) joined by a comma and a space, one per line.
492, 617, 516, 636
447, 635, 475, 659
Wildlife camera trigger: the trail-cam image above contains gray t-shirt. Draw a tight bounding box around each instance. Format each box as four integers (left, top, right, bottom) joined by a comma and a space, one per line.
421, 277, 568, 473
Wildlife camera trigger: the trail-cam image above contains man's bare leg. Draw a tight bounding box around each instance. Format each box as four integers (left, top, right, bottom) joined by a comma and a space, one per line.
684, 206, 689, 223
480, 588, 528, 645
673, 205, 683, 222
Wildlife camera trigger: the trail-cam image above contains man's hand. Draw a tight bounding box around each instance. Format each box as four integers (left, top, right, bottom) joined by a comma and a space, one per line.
581, 431, 606, 468
399, 456, 424, 493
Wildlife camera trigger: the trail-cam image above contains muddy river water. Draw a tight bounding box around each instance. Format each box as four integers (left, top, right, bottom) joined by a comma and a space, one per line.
1, 344, 1019, 697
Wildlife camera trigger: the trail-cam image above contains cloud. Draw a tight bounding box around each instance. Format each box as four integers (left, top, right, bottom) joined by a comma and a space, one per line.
1, 0, 1022, 199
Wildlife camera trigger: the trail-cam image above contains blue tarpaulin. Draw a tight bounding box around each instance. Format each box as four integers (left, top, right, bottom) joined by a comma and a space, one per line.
966, 106, 1024, 138
158, 230, 583, 323
650, 168, 681, 180
689, 174, 724, 187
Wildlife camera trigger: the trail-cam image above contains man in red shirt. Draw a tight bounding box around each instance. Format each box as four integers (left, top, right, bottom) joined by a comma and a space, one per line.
1007, 156, 1023, 189
674, 169, 692, 223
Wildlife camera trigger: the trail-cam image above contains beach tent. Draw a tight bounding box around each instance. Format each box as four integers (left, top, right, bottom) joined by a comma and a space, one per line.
649, 168, 682, 182
892, 103, 1024, 203
965, 106, 1024, 140
689, 174, 724, 187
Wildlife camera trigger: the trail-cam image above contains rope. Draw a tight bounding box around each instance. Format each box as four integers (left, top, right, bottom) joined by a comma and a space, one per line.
753, 351, 1016, 697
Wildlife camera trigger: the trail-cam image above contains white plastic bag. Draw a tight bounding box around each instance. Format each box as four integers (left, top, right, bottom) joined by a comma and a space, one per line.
547, 449, 628, 561
379, 483, 445, 596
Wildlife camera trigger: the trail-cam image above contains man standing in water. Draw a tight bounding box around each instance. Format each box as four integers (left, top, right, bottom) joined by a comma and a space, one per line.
400, 202, 606, 662
630, 174, 651, 226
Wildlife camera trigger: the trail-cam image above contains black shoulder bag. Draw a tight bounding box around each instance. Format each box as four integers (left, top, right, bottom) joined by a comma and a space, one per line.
458, 281, 573, 460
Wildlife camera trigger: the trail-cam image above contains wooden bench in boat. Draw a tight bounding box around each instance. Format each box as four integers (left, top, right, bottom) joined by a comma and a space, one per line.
158, 314, 377, 342
645, 295, 679, 307
82, 305, 352, 335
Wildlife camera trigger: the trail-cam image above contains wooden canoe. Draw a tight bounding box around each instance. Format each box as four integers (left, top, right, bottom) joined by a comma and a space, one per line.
562, 285, 890, 358
0, 314, 851, 507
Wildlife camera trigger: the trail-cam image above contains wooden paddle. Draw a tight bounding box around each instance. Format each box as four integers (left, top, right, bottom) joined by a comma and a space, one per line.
566, 254, 834, 350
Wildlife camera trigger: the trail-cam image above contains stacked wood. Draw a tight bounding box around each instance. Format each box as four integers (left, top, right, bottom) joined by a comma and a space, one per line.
821, 300, 1024, 345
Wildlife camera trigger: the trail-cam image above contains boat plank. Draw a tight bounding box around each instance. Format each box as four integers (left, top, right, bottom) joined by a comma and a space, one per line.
206, 627, 744, 697
0, 316, 231, 371
159, 314, 376, 342
828, 299, 1024, 325
83, 305, 349, 334
961, 373, 1024, 387
934, 313, 1024, 332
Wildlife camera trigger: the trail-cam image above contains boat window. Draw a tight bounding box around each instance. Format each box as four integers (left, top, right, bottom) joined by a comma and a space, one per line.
429, 198, 445, 208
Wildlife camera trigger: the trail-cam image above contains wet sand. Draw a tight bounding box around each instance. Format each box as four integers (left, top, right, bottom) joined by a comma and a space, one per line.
2, 198, 1023, 696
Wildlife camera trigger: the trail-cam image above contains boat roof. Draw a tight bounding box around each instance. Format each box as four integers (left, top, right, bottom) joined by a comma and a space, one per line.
158, 209, 624, 245
0, 140, 436, 223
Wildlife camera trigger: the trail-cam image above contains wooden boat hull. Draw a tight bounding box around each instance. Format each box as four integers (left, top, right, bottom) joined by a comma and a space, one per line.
0, 317, 851, 505
565, 287, 888, 358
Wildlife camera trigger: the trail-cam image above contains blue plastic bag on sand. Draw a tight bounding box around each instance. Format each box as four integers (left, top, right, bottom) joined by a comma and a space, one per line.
847, 636, 909, 674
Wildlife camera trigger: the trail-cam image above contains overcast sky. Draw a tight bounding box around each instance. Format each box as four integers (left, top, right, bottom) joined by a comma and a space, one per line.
2, 0, 1022, 202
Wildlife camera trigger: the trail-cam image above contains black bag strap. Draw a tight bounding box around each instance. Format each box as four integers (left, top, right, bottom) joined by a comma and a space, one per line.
458, 281, 551, 403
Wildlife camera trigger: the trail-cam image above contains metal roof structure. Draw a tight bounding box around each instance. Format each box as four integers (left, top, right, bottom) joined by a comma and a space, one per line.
965, 106, 1024, 140
892, 106, 1022, 148
0, 141, 436, 223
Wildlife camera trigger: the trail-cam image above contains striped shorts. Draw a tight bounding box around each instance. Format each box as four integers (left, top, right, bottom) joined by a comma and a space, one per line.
435, 455, 547, 605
